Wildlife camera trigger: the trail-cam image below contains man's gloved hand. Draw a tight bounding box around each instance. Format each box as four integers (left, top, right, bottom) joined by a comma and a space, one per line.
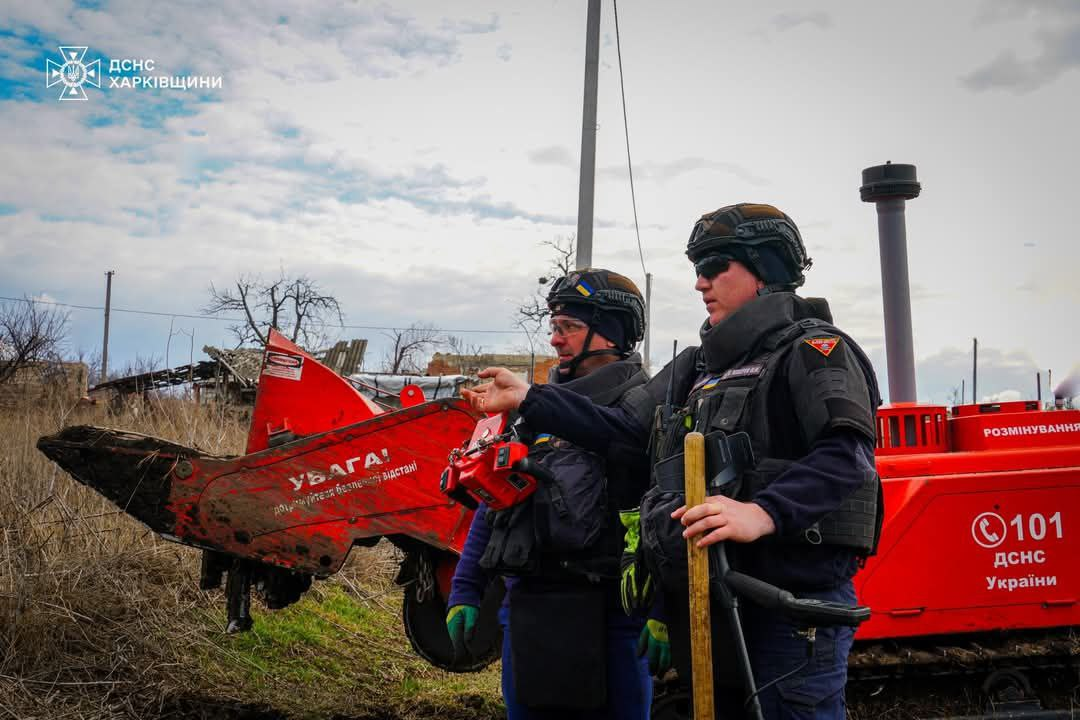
620, 508, 654, 614
445, 604, 479, 657
637, 619, 671, 676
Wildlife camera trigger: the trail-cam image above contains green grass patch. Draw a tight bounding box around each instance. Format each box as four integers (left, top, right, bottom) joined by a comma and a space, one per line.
5, 400, 502, 718
184, 578, 503, 719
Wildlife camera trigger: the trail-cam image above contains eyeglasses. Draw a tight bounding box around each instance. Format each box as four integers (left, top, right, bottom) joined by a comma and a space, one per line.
548, 318, 589, 337
693, 255, 734, 280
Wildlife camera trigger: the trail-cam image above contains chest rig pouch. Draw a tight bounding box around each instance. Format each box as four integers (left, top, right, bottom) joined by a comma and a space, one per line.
479, 436, 612, 578
640, 429, 755, 591
480, 358, 650, 581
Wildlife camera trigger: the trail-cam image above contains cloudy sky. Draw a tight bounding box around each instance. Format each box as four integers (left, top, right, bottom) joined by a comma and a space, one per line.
1, 0, 1077, 404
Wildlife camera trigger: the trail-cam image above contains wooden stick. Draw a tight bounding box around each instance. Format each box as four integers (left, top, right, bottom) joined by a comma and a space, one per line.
684, 431, 714, 719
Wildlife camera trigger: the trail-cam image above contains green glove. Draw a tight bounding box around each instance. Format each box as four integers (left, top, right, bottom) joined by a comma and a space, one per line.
445, 604, 479, 658
619, 508, 654, 615
637, 619, 671, 676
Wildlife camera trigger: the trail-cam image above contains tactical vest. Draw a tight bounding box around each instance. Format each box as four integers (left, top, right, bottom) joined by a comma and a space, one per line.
480, 360, 650, 581
651, 317, 883, 555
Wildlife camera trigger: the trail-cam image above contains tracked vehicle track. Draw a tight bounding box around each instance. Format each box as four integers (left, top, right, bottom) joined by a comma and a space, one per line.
848, 629, 1079, 718
851, 628, 1080, 681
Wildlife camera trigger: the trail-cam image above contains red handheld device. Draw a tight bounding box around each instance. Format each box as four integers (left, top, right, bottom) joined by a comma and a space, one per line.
440, 413, 535, 511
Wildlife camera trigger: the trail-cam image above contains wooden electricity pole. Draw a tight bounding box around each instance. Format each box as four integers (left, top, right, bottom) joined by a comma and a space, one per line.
101, 270, 115, 384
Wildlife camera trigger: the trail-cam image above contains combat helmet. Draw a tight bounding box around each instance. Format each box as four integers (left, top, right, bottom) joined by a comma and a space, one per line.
686, 203, 812, 291
545, 268, 645, 375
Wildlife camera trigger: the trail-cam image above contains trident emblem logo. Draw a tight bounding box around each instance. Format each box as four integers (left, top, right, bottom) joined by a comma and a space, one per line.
46, 46, 101, 101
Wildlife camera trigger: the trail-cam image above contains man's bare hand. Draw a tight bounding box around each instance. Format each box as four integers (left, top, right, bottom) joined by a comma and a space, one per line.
671, 496, 776, 547
461, 367, 530, 414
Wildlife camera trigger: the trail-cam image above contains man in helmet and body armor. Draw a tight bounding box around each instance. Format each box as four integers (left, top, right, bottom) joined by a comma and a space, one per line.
464, 204, 882, 719
446, 269, 657, 719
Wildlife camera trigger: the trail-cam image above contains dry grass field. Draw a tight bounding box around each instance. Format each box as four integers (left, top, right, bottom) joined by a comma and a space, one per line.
5, 393, 1074, 720
0, 394, 502, 719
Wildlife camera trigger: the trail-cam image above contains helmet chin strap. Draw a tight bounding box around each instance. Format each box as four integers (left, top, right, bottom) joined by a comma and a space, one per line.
557, 311, 628, 379
559, 347, 626, 378
757, 279, 800, 296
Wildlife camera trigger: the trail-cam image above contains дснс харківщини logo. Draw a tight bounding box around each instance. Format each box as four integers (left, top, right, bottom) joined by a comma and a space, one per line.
44, 50, 222, 98
46, 46, 101, 101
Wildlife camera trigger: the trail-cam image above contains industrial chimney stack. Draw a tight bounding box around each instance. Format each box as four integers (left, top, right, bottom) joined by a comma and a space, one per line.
860, 162, 921, 404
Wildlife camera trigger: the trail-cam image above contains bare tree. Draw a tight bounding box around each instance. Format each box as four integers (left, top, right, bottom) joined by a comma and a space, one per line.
0, 297, 69, 385
441, 334, 488, 374
540, 235, 577, 282
445, 335, 485, 360
381, 323, 442, 375
73, 347, 103, 384
204, 270, 343, 349
514, 234, 576, 356
112, 354, 163, 380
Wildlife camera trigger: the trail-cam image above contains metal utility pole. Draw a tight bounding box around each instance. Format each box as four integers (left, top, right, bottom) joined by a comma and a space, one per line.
972, 337, 978, 405
643, 272, 652, 373
101, 270, 115, 384
860, 162, 921, 403
575, 0, 601, 270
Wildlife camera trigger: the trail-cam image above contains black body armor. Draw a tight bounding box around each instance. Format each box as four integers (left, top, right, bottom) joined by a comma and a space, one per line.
479, 354, 650, 580
628, 293, 883, 592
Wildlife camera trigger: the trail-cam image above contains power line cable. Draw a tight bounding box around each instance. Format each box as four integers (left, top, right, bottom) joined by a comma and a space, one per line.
0, 295, 520, 335
613, 0, 648, 279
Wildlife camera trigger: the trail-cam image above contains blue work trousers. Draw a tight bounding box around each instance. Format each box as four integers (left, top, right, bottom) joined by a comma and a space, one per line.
498, 604, 653, 720
711, 583, 857, 720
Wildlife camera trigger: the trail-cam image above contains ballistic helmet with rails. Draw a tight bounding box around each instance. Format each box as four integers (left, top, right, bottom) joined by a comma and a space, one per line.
687, 203, 812, 292
546, 268, 646, 375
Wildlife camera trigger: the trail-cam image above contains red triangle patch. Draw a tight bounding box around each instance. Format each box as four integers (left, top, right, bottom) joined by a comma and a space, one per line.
805, 337, 841, 357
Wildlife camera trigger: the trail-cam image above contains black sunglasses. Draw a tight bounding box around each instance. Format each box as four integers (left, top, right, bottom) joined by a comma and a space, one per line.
693, 254, 734, 279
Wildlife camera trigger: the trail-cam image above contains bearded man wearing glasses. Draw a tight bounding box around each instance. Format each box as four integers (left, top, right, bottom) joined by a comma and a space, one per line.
462, 204, 883, 720
447, 268, 657, 719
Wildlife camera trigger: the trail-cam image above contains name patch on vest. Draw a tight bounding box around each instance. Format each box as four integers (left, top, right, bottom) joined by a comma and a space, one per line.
804, 337, 841, 357
719, 363, 764, 381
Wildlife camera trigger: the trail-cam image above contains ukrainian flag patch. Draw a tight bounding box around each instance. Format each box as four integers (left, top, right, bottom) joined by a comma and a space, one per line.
574, 279, 595, 297
534, 434, 553, 445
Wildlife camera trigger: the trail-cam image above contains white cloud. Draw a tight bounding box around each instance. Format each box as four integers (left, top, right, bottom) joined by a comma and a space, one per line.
963, 1, 1080, 92
772, 11, 833, 31
914, 346, 1041, 405
0, 0, 1076, 387
984, 389, 1023, 402
597, 157, 771, 187
528, 145, 575, 167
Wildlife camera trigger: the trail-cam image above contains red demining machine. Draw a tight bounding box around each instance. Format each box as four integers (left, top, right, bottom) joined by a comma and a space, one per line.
39, 330, 507, 673
37, 165, 1079, 716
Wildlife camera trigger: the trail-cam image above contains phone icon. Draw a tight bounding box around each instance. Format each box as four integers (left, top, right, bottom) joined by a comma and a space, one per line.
972, 512, 1007, 548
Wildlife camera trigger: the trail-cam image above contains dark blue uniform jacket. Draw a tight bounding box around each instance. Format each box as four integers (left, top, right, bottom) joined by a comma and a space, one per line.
517, 383, 876, 590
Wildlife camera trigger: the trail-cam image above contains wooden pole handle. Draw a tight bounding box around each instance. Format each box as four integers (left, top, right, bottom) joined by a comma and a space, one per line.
684, 431, 714, 718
